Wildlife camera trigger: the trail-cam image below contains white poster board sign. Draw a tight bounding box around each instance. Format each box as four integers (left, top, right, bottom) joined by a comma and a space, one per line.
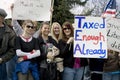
0, 0, 14, 18
107, 18, 120, 52
74, 16, 107, 58
13, 0, 51, 21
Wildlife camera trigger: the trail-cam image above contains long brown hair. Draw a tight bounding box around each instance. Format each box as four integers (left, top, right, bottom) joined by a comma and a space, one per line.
62, 21, 74, 42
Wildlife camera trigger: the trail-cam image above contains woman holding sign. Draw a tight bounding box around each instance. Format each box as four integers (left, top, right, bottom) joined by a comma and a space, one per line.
58, 21, 88, 80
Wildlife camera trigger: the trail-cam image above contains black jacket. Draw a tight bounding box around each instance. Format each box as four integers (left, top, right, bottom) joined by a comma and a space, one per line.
0, 24, 16, 63
37, 36, 58, 62
58, 39, 88, 68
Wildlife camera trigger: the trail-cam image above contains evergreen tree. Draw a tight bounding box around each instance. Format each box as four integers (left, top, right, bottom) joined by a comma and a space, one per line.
52, 0, 88, 25
52, 0, 74, 25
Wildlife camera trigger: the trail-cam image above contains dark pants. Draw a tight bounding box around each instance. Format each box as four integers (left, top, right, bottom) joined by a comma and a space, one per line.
91, 73, 102, 80
57, 71, 63, 80
0, 63, 7, 80
6, 56, 17, 80
40, 63, 57, 80
40, 68, 49, 80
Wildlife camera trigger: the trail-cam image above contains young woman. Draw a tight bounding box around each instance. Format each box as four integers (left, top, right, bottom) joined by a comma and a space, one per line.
51, 22, 63, 80
58, 21, 88, 80
51, 22, 63, 43
14, 20, 40, 80
37, 22, 59, 80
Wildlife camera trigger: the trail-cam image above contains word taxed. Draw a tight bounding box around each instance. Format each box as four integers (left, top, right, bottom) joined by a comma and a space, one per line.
74, 16, 107, 58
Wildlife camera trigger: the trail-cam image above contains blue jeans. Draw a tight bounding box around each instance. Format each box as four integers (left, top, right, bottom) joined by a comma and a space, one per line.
103, 72, 120, 80
63, 67, 84, 80
6, 56, 17, 80
84, 66, 91, 80
13, 61, 39, 80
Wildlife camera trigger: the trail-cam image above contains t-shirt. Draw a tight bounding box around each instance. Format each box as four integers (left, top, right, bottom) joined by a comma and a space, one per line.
73, 58, 81, 68
16, 36, 39, 52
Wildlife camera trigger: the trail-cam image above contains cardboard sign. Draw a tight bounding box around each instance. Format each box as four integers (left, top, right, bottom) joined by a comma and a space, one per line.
13, 0, 51, 21
74, 16, 107, 58
0, 0, 14, 18
107, 18, 120, 52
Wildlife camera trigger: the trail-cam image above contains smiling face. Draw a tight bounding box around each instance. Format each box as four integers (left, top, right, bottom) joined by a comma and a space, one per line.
63, 25, 72, 37
53, 24, 60, 35
41, 24, 50, 36
62, 22, 74, 41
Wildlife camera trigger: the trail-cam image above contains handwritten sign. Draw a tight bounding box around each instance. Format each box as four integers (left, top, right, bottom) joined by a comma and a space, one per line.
74, 16, 107, 58
0, 0, 14, 18
13, 0, 51, 21
107, 18, 120, 52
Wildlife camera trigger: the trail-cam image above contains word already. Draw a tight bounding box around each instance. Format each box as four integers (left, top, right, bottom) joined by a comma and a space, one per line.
75, 16, 105, 29
75, 31, 105, 45
74, 42, 106, 58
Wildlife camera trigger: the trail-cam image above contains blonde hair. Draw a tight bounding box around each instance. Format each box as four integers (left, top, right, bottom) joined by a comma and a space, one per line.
51, 22, 63, 43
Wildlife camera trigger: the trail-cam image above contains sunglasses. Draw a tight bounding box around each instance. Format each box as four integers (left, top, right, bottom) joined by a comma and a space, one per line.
63, 27, 71, 30
26, 25, 36, 29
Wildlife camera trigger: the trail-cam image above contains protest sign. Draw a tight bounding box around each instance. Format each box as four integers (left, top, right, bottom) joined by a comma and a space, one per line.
0, 0, 14, 18
74, 16, 107, 58
107, 18, 120, 52
13, 0, 51, 21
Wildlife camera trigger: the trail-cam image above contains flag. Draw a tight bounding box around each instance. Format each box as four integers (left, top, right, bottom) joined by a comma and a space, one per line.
102, 0, 116, 18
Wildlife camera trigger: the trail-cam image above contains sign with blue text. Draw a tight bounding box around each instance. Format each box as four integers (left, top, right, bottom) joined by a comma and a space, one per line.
74, 16, 107, 58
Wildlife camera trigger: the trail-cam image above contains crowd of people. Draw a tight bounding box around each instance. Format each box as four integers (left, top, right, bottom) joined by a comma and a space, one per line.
0, 6, 120, 80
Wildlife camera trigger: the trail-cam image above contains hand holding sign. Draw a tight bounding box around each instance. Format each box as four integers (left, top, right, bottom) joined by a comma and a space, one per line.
67, 37, 74, 44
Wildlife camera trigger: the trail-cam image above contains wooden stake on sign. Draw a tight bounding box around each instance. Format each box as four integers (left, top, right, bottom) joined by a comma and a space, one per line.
50, 0, 54, 26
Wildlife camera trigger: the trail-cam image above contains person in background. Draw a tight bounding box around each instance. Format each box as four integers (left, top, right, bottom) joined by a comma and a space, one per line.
51, 22, 63, 80
5, 18, 18, 80
37, 21, 59, 80
13, 20, 40, 80
103, 50, 120, 80
89, 58, 104, 80
0, 8, 16, 80
58, 21, 88, 80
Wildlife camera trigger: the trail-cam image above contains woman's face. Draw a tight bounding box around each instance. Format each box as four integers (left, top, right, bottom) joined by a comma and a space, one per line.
41, 24, 50, 36
24, 22, 36, 35
53, 24, 60, 35
63, 26, 71, 37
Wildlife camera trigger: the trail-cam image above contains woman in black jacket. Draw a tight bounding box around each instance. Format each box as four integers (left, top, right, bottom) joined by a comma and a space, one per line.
58, 21, 88, 80
37, 22, 59, 80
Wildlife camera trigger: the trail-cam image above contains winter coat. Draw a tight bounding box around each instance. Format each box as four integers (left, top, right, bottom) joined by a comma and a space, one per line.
0, 24, 16, 63
103, 50, 120, 72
